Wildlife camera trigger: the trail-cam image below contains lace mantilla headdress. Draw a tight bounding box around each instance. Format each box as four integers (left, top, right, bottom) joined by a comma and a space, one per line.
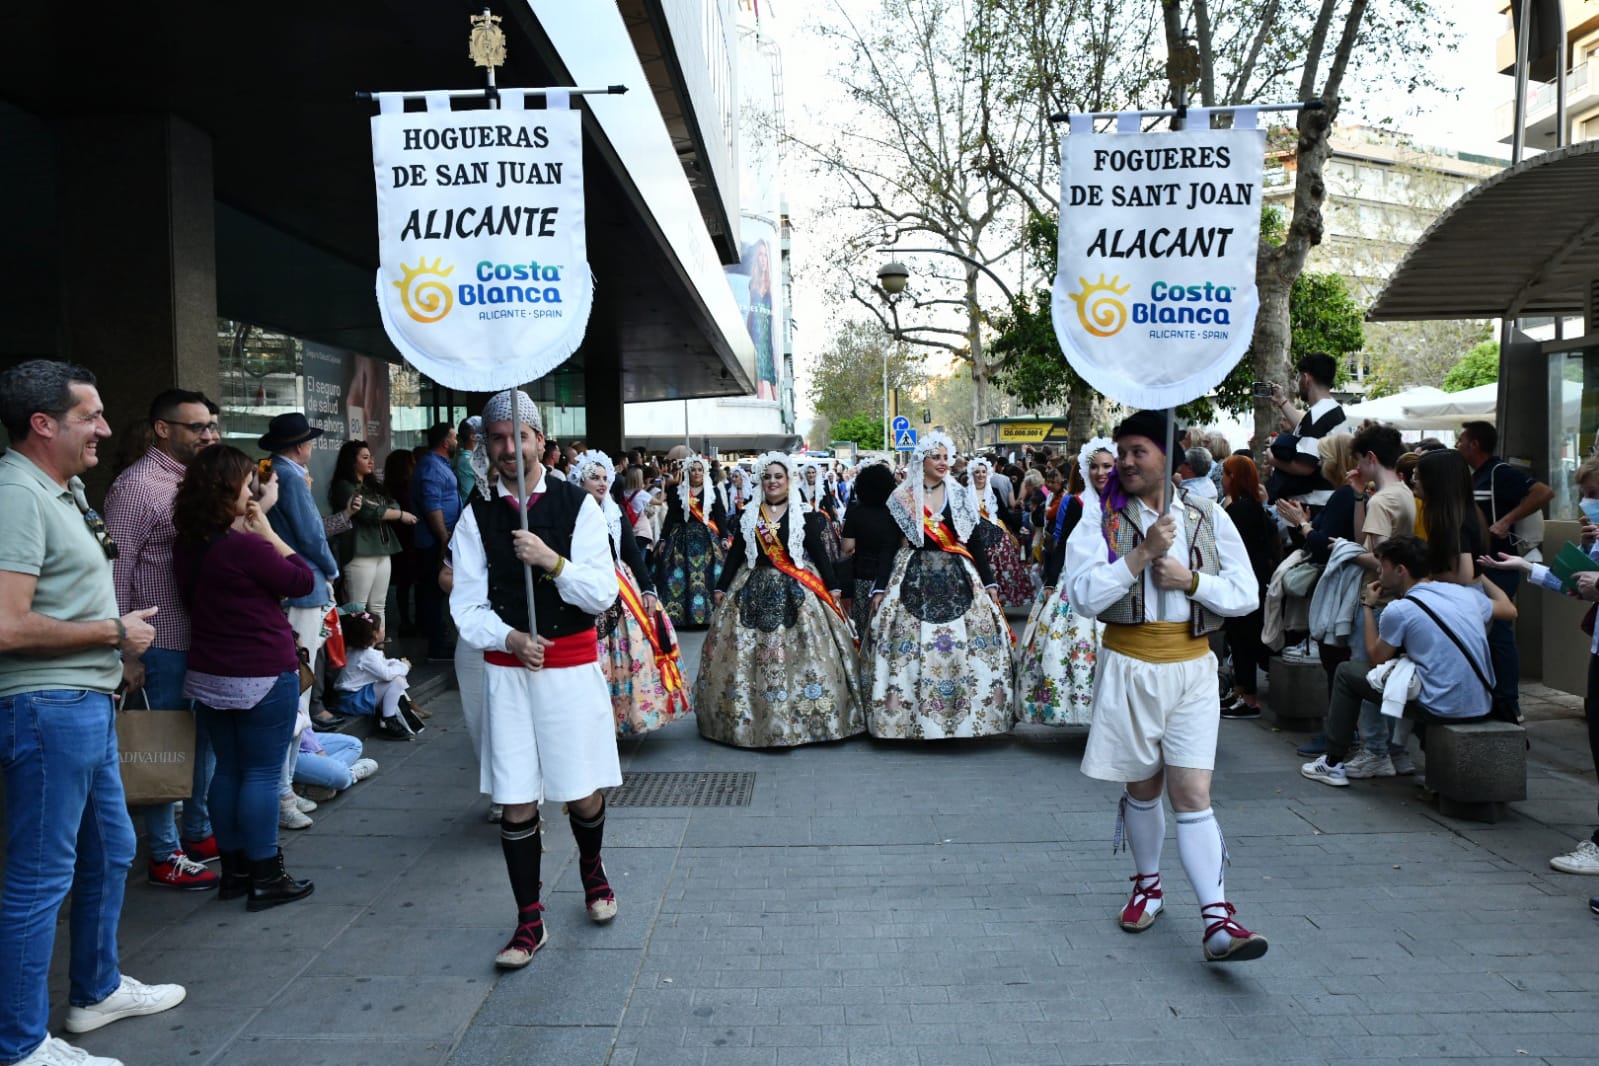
574, 450, 623, 550
967, 456, 1000, 521
677, 454, 712, 521
740, 451, 808, 568
888, 431, 975, 544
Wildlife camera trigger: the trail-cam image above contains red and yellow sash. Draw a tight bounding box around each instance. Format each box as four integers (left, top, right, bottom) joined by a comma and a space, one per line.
754, 507, 855, 640
687, 493, 719, 536
924, 508, 1014, 645
614, 568, 686, 695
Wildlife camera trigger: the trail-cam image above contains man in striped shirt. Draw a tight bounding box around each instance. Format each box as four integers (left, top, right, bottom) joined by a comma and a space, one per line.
104, 389, 222, 892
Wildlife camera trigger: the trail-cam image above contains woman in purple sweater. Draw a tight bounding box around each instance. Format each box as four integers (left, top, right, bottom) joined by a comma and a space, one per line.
173, 448, 317, 910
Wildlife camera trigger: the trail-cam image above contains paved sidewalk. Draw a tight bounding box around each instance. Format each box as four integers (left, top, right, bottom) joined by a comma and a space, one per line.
45, 637, 1599, 1065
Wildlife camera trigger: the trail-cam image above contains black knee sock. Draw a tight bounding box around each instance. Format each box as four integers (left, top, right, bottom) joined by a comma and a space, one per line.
568, 796, 605, 861
499, 813, 542, 910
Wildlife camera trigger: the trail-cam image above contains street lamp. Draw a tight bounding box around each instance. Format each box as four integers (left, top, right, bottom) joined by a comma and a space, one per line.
876, 261, 909, 452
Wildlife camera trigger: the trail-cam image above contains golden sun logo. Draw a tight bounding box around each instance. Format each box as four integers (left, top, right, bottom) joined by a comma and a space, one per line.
1068, 274, 1131, 338
394, 259, 455, 324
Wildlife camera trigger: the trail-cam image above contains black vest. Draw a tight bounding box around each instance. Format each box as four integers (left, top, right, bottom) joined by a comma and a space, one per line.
471, 480, 597, 640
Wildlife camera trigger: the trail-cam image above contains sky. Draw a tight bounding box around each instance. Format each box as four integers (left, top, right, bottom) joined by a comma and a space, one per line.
772, 2, 1515, 426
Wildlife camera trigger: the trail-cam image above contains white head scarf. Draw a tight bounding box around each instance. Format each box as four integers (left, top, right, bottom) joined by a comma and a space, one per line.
967, 456, 1000, 521
888, 430, 974, 544
677, 454, 712, 521
574, 449, 623, 550
481, 389, 542, 434
1077, 435, 1117, 511
740, 451, 808, 568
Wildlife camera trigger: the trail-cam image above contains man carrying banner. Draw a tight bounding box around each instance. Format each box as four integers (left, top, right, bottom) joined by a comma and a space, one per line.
448, 390, 621, 970
1065, 410, 1268, 962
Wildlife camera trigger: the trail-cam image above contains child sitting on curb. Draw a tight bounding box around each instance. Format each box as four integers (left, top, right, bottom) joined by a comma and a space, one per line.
336, 611, 427, 741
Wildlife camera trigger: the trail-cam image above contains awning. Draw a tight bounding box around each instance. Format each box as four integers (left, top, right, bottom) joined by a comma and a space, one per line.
1341, 385, 1447, 423
1367, 141, 1599, 321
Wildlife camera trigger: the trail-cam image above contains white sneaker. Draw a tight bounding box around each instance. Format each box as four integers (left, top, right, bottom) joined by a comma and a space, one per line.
1389, 749, 1417, 776
487, 804, 503, 824
349, 758, 379, 783
14, 1035, 123, 1065
1550, 839, 1599, 875
278, 795, 313, 830
63, 974, 186, 1034
1300, 755, 1349, 787
1343, 751, 1396, 779
294, 795, 318, 813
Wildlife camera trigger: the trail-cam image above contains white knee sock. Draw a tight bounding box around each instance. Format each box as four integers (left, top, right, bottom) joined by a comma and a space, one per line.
376, 677, 408, 719
1119, 791, 1165, 877
1175, 808, 1231, 948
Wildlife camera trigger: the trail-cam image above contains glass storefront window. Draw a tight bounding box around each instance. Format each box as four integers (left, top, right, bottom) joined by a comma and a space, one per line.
1547, 344, 1599, 516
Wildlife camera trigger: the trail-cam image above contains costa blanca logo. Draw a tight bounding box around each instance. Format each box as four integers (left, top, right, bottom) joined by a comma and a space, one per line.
394, 259, 455, 324
1067, 274, 1131, 338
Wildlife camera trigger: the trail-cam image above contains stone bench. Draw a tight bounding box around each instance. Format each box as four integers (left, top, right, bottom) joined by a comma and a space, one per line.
1424, 720, 1527, 823
1265, 658, 1327, 730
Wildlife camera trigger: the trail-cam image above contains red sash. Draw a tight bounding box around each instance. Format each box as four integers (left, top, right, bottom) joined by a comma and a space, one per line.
924, 508, 1014, 645
754, 507, 856, 639
623, 495, 642, 528
614, 567, 687, 695
687, 493, 719, 536
484, 630, 598, 669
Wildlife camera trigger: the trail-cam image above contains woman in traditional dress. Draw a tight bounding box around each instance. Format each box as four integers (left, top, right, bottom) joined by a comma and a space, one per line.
695, 452, 864, 748
799, 460, 844, 563
968, 457, 1034, 608
1015, 439, 1114, 726
840, 461, 899, 641
868, 432, 1014, 739
655, 453, 727, 628
718, 464, 751, 518
576, 451, 692, 736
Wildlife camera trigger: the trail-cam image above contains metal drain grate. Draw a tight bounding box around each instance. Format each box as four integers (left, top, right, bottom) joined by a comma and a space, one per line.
607, 771, 755, 808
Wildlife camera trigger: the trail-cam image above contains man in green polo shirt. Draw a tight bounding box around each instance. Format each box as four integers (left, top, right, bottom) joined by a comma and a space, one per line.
0, 360, 186, 1066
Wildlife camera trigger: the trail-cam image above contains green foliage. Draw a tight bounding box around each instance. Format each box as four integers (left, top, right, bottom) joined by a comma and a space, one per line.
1442, 340, 1500, 392
830, 414, 887, 448
1286, 272, 1364, 383
1361, 319, 1492, 399
807, 321, 923, 427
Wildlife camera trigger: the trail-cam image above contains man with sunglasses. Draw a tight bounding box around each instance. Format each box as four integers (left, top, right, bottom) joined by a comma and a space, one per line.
0, 360, 187, 1066
104, 389, 223, 893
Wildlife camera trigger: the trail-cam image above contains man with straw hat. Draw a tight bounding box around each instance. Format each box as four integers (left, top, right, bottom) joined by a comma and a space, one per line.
448, 389, 621, 970
1064, 409, 1267, 962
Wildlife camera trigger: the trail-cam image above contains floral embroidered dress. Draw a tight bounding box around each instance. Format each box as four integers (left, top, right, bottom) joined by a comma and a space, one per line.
694, 460, 864, 748
967, 463, 1034, 609
654, 464, 727, 629
867, 478, 1015, 740
1015, 491, 1101, 725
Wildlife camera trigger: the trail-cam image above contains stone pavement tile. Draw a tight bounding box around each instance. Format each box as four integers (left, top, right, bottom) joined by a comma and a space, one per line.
152, 901, 367, 952
972, 1047, 1065, 1065
227, 1037, 451, 1066
779, 1047, 848, 1066
1334, 1033, 1491, 1058
1469, 1031, 1599, 1058
447, 1024, 615, 1066
308, 922, 511, 977
281, 830, 437, 871
66, 1005, 256, 1065
107, 944, 317, 1010
478, 948, 637, 1027
602, 815, 690, 847
914, 1045, 993, 1066
279, 863, 405, 909
243, 975, 489, 1041
845, 1048, 919, 1066
311, 804, 474, 837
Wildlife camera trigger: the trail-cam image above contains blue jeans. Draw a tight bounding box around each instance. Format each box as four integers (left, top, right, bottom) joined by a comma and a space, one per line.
294, 733, 363, 791
199, 672, 298, 862
1484, 567, 1521, 714
0, 689, 135, 1063
132, 648, 213, 860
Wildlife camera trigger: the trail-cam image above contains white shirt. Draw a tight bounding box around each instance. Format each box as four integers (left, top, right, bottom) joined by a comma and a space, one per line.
448, 474, 619, 653
1066, 487, 1259, 624
1295, 397, 1349, 460
1181, 476, 1218, 500
336, 646, 410, 690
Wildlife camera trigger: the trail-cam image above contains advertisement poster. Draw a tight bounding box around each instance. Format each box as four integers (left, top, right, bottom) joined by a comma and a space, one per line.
370, 98, 591, 391
725, 216, 779, 401
1052, 112, 1266, 409
302, 342, 391, 499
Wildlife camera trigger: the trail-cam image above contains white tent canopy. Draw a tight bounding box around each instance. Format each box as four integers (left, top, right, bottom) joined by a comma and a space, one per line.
1342, 385, 1447, 425
1398, 383, 1498, 429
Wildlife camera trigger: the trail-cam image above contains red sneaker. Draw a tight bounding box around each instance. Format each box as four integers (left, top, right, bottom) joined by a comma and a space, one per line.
148, 852, 220, 891
1119, 872, 1163, 932
180, 835, 220, 864
1202, 902, 1269, 962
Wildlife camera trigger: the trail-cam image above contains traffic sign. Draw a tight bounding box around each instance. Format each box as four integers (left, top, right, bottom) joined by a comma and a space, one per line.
894, 428, 918, 451
891, 415, 910, 433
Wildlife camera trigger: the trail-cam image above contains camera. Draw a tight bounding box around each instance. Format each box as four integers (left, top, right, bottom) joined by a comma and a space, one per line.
1251, 381, 1275, 398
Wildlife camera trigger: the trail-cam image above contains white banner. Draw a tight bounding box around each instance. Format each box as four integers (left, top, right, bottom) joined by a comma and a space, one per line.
1051, 110, 1266, 409
371, 97, 592, 391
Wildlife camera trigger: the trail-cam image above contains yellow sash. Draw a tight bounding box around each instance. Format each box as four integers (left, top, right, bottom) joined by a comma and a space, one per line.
1102, 622, 1209, 663
614, 567, 686, 694
754, 507, 856, 640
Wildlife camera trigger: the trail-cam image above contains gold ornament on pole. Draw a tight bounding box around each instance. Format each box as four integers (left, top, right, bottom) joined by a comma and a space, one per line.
1165, 37, 1201, 94
469, 10, 506, 71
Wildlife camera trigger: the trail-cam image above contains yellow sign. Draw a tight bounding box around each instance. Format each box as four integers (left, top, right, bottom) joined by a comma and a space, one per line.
997, 422, 1055, 443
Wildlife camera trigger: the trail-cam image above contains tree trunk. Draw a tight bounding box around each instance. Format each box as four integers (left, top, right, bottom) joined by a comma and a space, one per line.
966, 269, 987, 435
1066, 380, 1098, 456
1251, 270, 1293, 454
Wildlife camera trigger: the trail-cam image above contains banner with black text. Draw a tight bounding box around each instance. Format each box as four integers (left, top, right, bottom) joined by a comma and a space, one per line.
371, 96, 591, 391
1051, 109, 1265, 409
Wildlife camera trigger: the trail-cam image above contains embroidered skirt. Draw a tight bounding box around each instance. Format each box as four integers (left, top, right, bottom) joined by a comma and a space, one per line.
1014, 582, 1102, 726
694, 564, 864, 748
972, 519, 1034, 608
597, 572, 692, 737
867, 548, 1014, 740
656, 521, 724, 629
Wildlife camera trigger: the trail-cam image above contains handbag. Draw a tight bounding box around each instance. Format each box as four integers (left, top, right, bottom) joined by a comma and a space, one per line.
115, 689, 195, 805
323, 607, 347, 669
1282, 560, 1324, 598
